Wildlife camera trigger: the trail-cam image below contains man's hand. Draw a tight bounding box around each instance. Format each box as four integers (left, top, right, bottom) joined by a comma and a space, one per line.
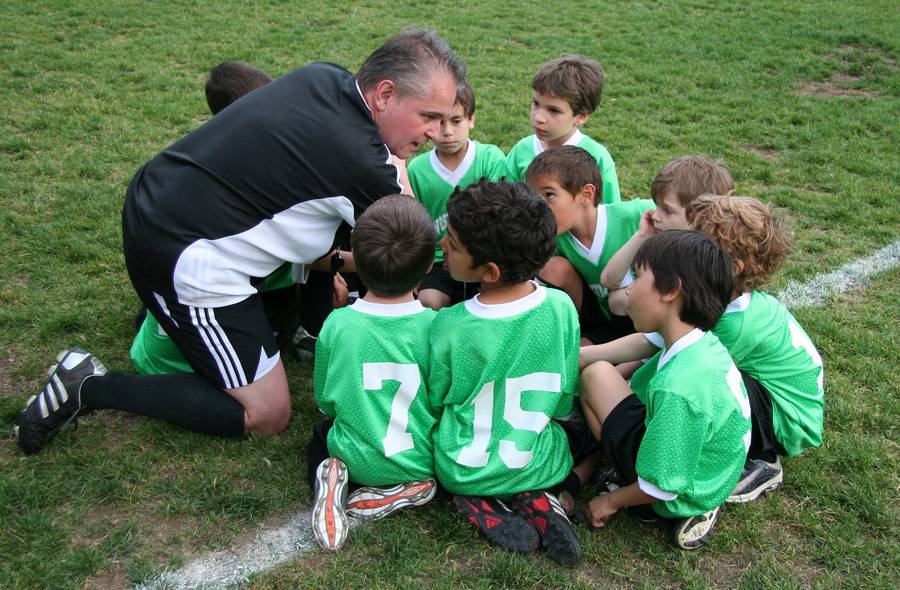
332, 272, 349, 308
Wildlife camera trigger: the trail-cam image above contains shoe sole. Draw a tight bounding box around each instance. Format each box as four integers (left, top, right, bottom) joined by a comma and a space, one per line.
727, 469, 783, 503
672, 506, 722, 550
453, 495, 539, 553
346, 479, 436, 521
514, 492, 582, 566
311, 459, 349, 551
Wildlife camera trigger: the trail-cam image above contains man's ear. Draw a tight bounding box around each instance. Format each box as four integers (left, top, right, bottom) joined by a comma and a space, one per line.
372, 79, 397, 112
481, 261, 503, 284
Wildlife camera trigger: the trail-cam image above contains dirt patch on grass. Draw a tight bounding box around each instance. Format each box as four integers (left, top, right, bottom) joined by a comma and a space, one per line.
796, 44, 897, 98
742, 146, 780, 161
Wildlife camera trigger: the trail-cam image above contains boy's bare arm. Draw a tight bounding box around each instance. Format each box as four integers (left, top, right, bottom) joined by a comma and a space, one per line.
580, 332, 658, 370
586, 482, 656, 528
600, 210, 658, 289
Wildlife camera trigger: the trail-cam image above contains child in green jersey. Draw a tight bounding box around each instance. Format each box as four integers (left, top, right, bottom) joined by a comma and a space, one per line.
687, 194, 824, 502
526, 146, 655, 345
309, 195, 440, 552
503, 54, 621, 205
600, 155, 734, 292
409, 81, 506, 311
580, 230, 750, 550
430, 180, 583, 565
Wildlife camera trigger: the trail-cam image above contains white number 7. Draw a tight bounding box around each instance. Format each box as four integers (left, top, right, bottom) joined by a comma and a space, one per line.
363, 363, 422, 458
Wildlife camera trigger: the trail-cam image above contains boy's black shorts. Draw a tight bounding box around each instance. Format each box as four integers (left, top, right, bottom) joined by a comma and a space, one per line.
742, 370, 787, 462
557, 407, 602, 466
578, 276, 637, 344
419, 265, 479, 305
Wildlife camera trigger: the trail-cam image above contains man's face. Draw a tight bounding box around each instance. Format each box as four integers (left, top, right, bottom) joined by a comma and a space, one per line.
374, 73, 457, 159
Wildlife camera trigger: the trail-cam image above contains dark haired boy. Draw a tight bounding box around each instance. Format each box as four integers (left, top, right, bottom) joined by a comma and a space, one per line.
409, 81, 506, 311
430, 180, 582, 565
504, 54, 620, 205
308, 195, 440, 551
579, 230, 750, 549
526, 146, 654, 344
205, 61, 273, 115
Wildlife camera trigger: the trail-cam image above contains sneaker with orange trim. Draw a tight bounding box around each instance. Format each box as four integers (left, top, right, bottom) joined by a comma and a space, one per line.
346, 479, 436, 521
452, 495, 539, 553
311, 458, 350, 551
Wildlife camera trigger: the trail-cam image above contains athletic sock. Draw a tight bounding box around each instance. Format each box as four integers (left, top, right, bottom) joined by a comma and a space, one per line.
81, 372, 245, 437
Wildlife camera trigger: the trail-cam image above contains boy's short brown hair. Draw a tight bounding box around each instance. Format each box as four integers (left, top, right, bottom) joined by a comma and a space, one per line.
686, 194, 792, 293
351, 195, 436, 297
205, 61, 272, 115
455, 80, 476, 118
524, 146, 603, 205
650, 155, 734, 208
532, 54, 604, 116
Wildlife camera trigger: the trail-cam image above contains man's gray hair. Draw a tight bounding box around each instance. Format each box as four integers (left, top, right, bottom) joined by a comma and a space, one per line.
357, 27, 467, 98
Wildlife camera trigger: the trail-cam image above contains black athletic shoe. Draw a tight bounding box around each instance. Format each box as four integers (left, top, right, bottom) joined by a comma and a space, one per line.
453, 495, 539, 553
513, 490, 582, 565
292, 325, 316, 361
727, 458, 783, 503
15, 348, 106, 455
671, 505, 722, 550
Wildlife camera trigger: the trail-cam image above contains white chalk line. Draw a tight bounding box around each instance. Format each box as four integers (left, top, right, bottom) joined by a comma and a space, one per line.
136, 238, 900, 590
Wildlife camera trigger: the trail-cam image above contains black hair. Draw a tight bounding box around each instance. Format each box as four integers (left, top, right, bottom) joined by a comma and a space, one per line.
205, 61, 272, 115
446, 180, 556, 284
351, 195, 436, 297
633, 230, 733, 330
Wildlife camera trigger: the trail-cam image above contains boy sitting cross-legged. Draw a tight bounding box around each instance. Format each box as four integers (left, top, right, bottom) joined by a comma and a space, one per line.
580, 230, 751, 550
526, 146, 655, 344
308, 195, 439, 551
430, 180, 583, 565
408, 81, 506, 311
504, 54, 621, 205
686, 194, 824, 502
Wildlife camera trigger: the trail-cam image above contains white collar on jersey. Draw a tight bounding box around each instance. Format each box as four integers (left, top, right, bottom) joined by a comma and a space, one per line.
657, 327, 705, 369
351, 298, 428, 317
428, 140, 476, 186
464, 280, 547, 319
565, 204, 607, 264
532, 128, 585, 156
724, 291, 752, 314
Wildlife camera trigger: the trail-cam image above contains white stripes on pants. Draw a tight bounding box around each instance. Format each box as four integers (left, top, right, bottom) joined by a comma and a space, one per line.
188, 306, 248, 390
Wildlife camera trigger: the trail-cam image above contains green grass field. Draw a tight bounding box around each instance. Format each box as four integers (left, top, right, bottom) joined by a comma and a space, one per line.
1, 1, 898, 588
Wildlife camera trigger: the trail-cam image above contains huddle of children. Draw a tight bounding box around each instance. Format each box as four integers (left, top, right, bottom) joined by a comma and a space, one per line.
307, 53, 826, 564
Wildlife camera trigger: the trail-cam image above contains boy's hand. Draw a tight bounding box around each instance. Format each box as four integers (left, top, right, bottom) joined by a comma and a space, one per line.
586, 493, 619, 528
637, 209, 659, 238
332, 272, 349, 308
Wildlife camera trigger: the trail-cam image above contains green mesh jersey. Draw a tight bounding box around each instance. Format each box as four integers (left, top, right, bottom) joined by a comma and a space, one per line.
129, 263, 294, 375
555, 199, 655, 319
503, 129, 621, 204
714, 291, 825, 457
315, 299, 438, 486
429, 285, 579, 498
408, 140, 506, 262
629, 329, 750, 518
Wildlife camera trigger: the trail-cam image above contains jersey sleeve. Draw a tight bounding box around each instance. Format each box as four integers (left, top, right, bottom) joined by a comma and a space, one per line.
313, 319, 336, 417
635, 391, 709, 495
480, 144, 509, 182
556, 303, 581, 414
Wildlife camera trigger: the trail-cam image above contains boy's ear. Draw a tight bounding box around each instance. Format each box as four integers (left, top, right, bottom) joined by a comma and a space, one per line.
660, 278, 683, 303
579, 184, 597, 205
733, 258, 745, 279
481, 261, 503, 284
574, 112, 589, 127
371, 79, 397, 112
468, 113, 476, 129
